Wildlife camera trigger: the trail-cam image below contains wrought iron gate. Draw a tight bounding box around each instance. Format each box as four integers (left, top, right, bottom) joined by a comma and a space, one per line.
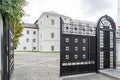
60, 17, 97, 76
8, 20, 14, 79
96, 15, 116, 70
60, 15, 116, 76
1, 17, 14, 80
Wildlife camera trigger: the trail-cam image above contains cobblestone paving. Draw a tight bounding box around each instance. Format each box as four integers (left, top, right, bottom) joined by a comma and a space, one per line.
11, 52, 117, 80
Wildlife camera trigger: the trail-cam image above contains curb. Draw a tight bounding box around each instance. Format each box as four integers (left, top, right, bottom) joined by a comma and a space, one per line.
99, 71, 120, 80
60, 73, 96, 80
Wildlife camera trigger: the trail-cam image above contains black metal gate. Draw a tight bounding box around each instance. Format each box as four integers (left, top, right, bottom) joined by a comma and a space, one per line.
104, 31, 110, 68
96, 15, 116, 70
60, 17, 97, 76
60, 15, 116, 76
1, 17, 14, 80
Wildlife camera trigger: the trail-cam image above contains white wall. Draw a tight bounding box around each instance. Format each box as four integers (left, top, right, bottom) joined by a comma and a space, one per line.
38, 13, 71, 51
0, 14, 3, 73
116, 29, 120, 66
116, 39, 120, 65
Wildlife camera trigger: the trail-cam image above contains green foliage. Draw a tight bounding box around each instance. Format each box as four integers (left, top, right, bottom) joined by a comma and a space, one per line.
118, 26, 120, 28
14, 22, 23, 48
0, 0, 27, 49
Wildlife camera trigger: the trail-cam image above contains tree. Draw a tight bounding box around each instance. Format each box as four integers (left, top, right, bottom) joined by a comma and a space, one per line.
0, 0, 27, 49
118, 25, 120, 28
14, 22, 23, 49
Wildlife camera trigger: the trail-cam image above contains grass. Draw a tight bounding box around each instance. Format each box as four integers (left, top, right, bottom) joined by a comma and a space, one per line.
110, 58, 113, 63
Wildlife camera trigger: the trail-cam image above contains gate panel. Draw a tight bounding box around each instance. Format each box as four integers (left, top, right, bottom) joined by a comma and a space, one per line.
96, 15, 116, 70
1, 18, 14, 80
8, 21, 14, 78
103, 31, 110, 69
60, 17, 96, 76
89, 36, 96, 72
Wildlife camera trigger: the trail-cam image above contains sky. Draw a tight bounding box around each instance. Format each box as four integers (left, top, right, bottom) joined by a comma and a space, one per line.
22, 0, 117, 24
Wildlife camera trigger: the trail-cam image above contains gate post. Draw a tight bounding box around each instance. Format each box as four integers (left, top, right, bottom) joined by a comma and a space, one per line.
1, 15, 9, 80
0, 14, 3, 80
60, 17, 62, 76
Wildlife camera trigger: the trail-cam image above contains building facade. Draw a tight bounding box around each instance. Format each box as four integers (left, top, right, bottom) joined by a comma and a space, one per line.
16, 11, 120, 55
16, 11, 97, 52
16, 23, 39, 51
35, 11, 71, 51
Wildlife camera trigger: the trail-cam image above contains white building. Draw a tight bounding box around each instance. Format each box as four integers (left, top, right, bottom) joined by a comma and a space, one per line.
16, 23, 39, 51
16, 11, 120, 55
35, 11, 71, 51
16, 11, 97, 52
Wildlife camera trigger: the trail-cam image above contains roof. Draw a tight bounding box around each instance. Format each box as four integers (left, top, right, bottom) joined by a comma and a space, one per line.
23, 23, 39, 29
72, 19, 96, 25
34, 11, 71, 24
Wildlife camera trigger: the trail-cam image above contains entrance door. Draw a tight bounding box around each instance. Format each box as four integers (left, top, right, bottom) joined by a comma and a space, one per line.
103, 31, 110, 69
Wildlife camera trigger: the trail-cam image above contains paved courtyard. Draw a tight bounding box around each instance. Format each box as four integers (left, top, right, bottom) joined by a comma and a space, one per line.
11, 52, 117, 80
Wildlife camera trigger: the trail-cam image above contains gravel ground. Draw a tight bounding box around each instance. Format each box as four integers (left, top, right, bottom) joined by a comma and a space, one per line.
11, 52, 117, 80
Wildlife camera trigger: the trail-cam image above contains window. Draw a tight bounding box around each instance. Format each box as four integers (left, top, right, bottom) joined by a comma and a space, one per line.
51, 46, 54, 51
23, 47, 26, 50
65, 55, 69, 59
51, 19, 54, 25
27, 30, 29, 34
74, 55, 78, 59
65, 38, 69, 42
74, 38, 78, 43
26, 38, 29, 42
51, 33, 54, 38
33, 47, 36, 50
86, 24, 89, 27
65, 46, 69, 51
79, 23, 82, 26
83, 29, 85, 31
75, 46, 78, 51
33, 31, 36, 35
82, 47, 86, 51
41, 21, 42, 26
83, 39, 86, 43
33, 39, 36, 42
47, 15, 49, 18
83, 54, 86, 59
40, 33, 42, 39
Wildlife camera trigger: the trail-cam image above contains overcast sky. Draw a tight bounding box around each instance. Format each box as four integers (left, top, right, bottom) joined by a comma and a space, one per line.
22, 0, 117, 24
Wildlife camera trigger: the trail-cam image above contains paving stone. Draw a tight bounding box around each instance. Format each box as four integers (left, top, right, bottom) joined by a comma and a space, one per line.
11, 52, 117, 80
